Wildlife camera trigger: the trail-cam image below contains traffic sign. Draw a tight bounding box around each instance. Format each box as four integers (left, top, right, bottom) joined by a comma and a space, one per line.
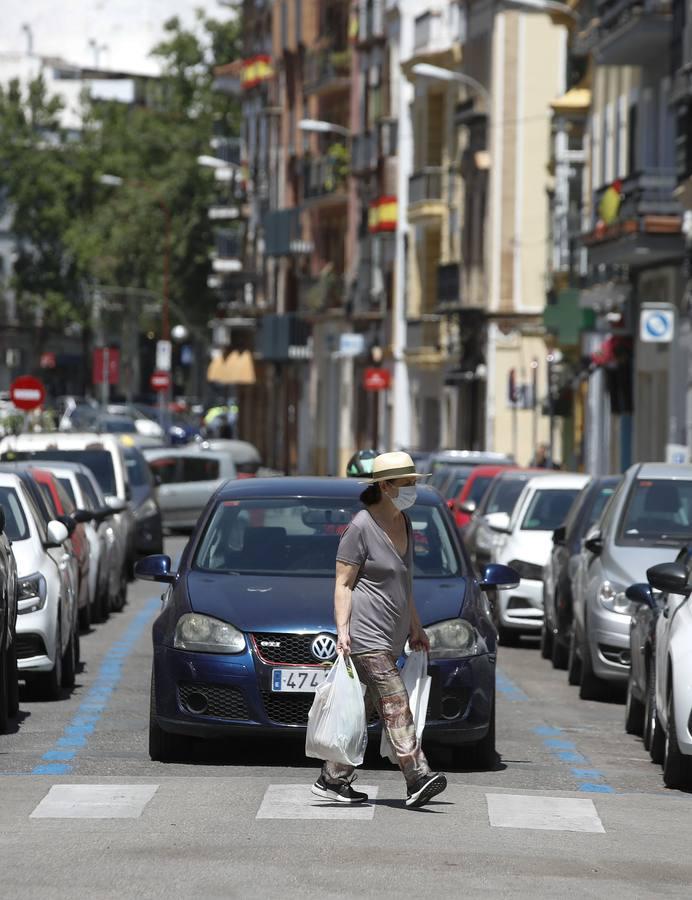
150, 370, 171, 392
640, 304, 675, 343
363, 368, 391, 391
10, 375, 46, 411
339, 333, 366, 357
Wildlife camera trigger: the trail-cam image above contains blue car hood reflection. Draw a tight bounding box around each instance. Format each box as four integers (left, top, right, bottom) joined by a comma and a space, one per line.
186, 571, 467, 632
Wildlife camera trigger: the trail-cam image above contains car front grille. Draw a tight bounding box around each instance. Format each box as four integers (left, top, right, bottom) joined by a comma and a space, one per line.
177, 682, 250, 720
251, 631, 337, 666
260, 690, 380, 727
16, 634, 47, 660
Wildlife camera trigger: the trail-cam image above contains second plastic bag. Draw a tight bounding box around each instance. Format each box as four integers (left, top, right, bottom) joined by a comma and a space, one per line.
380, 650, 431, 765
305, 653, 368, 767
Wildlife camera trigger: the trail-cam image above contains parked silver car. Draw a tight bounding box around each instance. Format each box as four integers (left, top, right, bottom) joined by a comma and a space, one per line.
569, 462, 692, 700
143, 447, 237, 530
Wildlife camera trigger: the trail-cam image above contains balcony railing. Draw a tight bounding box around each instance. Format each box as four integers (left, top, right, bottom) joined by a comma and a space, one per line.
592, 168, 680, 229
597, 0, 670, 30
214, 230, 244, 260
405, 317, 443, 352
594, 0, 672, 64
352, 132, 378, 174
303, 155, 349, 202
264, 208, 313, 256
358, 0, 385, 43
408, 167, 444, 205
304, 46, 351, 94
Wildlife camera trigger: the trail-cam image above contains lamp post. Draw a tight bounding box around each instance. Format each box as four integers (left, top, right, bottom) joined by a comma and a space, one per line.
298, 119, 351, 139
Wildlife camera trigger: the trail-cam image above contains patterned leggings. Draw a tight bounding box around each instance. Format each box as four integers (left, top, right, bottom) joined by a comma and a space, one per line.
321, 650, 431, 788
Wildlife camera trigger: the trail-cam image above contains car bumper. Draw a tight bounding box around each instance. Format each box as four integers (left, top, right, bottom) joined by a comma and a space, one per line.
16, 607, 57, 672
498, 578, 544, 632
152, 645, 495, 747
587, 605, 631, 682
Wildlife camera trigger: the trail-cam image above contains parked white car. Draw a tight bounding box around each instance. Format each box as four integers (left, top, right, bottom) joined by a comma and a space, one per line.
493, 473, 589, 643
0, 472, 75, 700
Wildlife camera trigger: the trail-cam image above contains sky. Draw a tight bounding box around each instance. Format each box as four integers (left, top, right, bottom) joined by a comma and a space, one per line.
2, 0, 230, 75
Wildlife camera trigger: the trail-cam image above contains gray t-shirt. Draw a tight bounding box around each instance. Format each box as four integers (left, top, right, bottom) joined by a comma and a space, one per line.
336, 508, 413, 656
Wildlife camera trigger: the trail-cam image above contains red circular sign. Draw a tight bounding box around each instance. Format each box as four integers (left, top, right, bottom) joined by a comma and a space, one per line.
363, 367, 391, 391
150, 370, 171, 392
10, 375, 46, 411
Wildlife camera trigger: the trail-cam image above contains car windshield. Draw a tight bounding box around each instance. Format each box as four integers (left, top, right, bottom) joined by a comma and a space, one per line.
584, 486, 616, 531
442, 471, 470, 500
521, 489, 580, 531
99, 417, 137, 434
123, 448, 151, 487
467, 476, 495, 506
3, 449, 117, 497
618, 479, 692, 544
0, 486, 29, 541
194, 498, 462, 578
485, 478, 527, 515
57, 477, 77, 505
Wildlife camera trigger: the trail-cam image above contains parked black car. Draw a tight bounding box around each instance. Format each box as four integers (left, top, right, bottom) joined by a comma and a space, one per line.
0, 503, 19, 732
541, 476, 620, 669
119, 441, 163, 557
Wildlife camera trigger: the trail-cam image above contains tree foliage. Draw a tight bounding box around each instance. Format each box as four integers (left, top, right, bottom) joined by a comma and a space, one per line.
0, 8, 241, 333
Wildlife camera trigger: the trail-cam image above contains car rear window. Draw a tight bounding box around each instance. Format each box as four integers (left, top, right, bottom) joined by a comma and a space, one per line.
194, 499, 461, 578
521, 489, 580, 531
181, 456, 220, 482
618, 478, 692, 545
485, 478, 527, 515
0, 486, 29, 541
467, 476, 495, 505
2, 449, 117, 496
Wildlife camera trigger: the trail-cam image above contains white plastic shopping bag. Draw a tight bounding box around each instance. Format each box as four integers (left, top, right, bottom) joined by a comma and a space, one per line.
380, 650, 431, 764
305, 653, 368, 766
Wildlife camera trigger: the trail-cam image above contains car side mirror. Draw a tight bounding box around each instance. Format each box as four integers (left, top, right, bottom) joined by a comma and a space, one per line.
446, 499, 455, 511
105, 496, 128, 513
552, 525, 566, 546
73, 509, 94, 524
134, 554, 176, 584
647, 562, 691, 596
46, 519, 69, 547
57, 515, 77, 536
479, 564, 520, 591
625, 582, 655, 609
584, 533, 603, 556
460, 499, 477, 516
486, 511, 511, 534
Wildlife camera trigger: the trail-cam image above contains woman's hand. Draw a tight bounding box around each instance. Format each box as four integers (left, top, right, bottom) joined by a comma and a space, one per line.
409, 624, 430, 653
337, 628, 351, 655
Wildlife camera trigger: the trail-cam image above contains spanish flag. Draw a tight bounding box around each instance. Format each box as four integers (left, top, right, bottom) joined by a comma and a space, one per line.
598, 179, 623, 225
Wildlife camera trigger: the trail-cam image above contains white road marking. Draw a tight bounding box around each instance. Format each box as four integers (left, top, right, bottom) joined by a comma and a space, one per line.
257, 784, 379, 820
30, 784, 159, 819
486, 793, 605, 833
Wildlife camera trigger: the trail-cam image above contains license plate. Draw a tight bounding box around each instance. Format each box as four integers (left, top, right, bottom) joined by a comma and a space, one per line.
272, 668, 330, 692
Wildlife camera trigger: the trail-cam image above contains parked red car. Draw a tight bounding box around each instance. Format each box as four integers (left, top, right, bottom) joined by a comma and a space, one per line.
449, 466, 510, 530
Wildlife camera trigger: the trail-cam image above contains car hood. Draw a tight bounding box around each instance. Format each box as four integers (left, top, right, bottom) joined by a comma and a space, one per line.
10, 537, 44, 578
185, 571, 468, 631
605, 544, 683, 588
502, 530, 553, 566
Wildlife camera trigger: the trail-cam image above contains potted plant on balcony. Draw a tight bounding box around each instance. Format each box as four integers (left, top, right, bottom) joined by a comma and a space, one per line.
325, 143, 349, 190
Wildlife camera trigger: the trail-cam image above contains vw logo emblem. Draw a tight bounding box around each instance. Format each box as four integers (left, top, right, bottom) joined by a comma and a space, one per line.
311, 634, 337, 661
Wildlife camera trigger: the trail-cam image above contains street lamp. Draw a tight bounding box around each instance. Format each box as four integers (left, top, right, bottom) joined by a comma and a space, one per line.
298, 119, 351, 138
411, 63, 491, 113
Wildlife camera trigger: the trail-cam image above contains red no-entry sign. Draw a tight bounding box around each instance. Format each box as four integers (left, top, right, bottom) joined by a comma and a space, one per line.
363, 368, 391, 391
10, 375, 46, 411
150, 370, 171, 392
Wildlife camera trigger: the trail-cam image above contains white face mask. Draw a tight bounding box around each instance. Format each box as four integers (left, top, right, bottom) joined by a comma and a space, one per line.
390, 485, 416, 511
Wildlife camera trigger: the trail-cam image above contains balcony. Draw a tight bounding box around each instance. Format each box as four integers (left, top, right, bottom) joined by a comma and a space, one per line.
404, 316, 446, 365
264, 208, 314, 256
357, 0, 385, 45
403, 4, 466, 71
304, 46, 351, 96
212, 229, 243, 273
303, 155, 349, 206
594, 0, 672, 65
408, 167, 445, 222
352, 132, 378, 175
257, 314, 312, 362
583, 168, 683, 266
437, 262, 462, 310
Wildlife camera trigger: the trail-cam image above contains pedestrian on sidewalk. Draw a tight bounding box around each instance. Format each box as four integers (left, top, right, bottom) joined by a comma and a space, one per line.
312, 451, 448, 809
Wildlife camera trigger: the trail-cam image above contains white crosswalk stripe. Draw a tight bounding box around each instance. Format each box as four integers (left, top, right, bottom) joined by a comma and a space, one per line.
30, 784, 159, 819
486, 793, 605, 833
256, 784, 379, 819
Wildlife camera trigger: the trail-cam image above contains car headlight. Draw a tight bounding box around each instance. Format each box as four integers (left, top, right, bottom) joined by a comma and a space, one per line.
173, 613, 246, 654
18, 573, 47, 614
508, 559, 544, 581
135, 497, 159, 520
598, 581, 632, 615
423, 618, 478, 659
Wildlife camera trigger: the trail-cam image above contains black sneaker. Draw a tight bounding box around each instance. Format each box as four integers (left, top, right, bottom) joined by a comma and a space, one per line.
405, 772, 447, 808
311, 774, 369, 804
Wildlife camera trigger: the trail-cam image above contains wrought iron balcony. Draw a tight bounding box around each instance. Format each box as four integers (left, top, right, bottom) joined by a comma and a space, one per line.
304, 46, 351, 95
408, 167, 444, 205
303, 156, 349, 203
352, 132, 378, 175
592, 168, 680, 229
594, 0, 672, 65
264, 208, 313, 257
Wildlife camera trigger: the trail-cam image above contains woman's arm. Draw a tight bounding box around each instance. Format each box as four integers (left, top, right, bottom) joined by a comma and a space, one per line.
408, 595, 430, 652
334, 560, 360, 654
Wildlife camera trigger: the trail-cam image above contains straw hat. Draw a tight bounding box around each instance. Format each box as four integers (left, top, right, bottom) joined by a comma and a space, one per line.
367, 451, 431, 483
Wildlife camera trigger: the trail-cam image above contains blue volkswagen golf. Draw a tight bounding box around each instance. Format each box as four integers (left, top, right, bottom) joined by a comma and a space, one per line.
136, 477, 518, 766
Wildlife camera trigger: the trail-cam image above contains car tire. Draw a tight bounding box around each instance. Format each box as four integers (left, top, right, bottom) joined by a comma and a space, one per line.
551, 634, 569, 670
35, 617, 63, 701
78, 590, 91, 631
644, 666, 656, 751
149, 671, 191, 763
0, 644, 8, 733
663, 688, 692, 790
6, 640, 19, 718
578, 630, 604, 701
650, 709, 666, 765
540, 623, 553, 660
624, 675, 645, 736
567, 628, 582, 685
61, 625, 77, 690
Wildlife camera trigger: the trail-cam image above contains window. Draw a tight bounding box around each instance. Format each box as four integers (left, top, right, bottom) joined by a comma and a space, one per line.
149, 458, 179, 485
2, 449, 118, 497
57, 477, 77, 506
467, 476, 494, 506
485, 479, 527, 516
0, 487, 29, 541
181, 457, 221, 482
124, 448, 153, 487
585, 485, 616, 531
77, 474, 100, 510
55, 480, 75, 515
194, 498, 462, 578
617, 479, 692, 545
521, 489, 581, 531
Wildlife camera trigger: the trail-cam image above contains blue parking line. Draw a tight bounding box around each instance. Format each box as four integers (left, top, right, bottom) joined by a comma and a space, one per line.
496, 668, 528, 701
533, 726, 616, 792
30, 597, 160, 775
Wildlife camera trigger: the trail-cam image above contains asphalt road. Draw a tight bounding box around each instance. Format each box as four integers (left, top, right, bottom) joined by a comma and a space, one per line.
1, 536, 690, 898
